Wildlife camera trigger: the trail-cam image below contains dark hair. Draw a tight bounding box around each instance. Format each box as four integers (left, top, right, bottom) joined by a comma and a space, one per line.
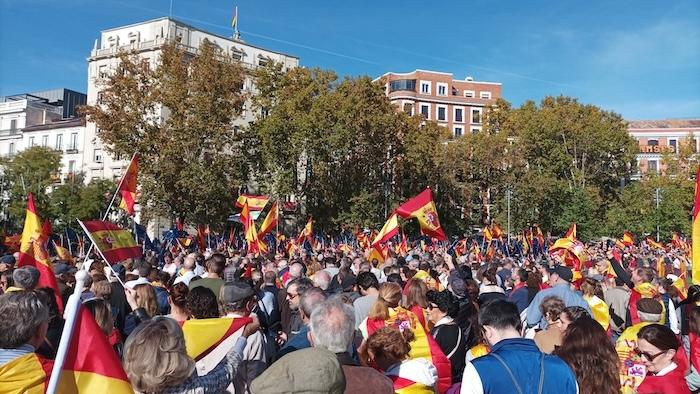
186, 286, 219, 319
689, 307, 700, 336
554, 316, 620, 394
288, 277, 314, 295
478, 299, 521, 331
206, 254, 227, 275
137, 263, 152, 278
483, 265, 498, 284
170, 283, 189, 309
365, 326, 415, 363
515, 268, 528, 283
561, 306, 590, 322
386, 273, 404, 288
638, 324, 680, 352
356, 271, 379, 291
0, 291, 49, 348
427, 290, 459, 318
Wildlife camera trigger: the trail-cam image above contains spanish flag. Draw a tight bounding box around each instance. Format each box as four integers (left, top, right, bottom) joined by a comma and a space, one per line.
297, 217, 313, 245
54, 242, 73, 263
565, 222, 576, 240
241, 201, 261, 253
117, 154, 139, 216
646, 237, 664, 250
693, 164, 700, 284
18, 193, 62, 313
549, 237, 586, 282
4, 234, 21, 252
180, 317, 251, 361
396, 188, 446, 241
373, 213, 399, 246
360, 307, 451, 393
656, 256, 665, 278
235, 194, 269, 211
0, 352, 53, 393
491, 223, 504, 239
622, 231, 635, 247
55, 306, 133, 393
368, 243, 388, 263
483, 227, 493, 242
79, 220, 142, 264
257, 202, 278, 238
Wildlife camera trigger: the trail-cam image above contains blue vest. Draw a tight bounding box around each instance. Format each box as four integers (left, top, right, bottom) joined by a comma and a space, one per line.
471, 338, 577, 394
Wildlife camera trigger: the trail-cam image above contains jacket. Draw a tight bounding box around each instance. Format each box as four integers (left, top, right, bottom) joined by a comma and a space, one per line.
460, 338, 577, 394
251, 347, 346, 394
336, 352, 394, 394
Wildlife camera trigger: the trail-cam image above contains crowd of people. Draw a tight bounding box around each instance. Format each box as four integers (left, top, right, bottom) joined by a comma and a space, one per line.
0, 236, 697, 393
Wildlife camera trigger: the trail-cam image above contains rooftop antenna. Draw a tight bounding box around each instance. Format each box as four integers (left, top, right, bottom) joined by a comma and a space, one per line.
232, 5, 240, 40
169, 0, 173, 18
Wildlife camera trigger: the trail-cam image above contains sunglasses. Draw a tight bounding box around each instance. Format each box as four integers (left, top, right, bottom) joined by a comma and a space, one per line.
634, 348, 666, 361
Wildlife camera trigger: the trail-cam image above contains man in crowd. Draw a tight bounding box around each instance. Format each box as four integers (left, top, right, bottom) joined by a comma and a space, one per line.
353, 272, 379, 328
277, 287, 327, 359
281, 277, 314, 341
526, 265, 591, 328
124, 261, 151, 288
189, 253, 225, 299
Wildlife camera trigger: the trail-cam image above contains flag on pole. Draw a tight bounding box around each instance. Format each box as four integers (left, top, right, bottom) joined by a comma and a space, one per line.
372, 213, 399, 246
241, 202, 261, 253
235, 194, 269, 211
118, 154, 139, 216
297, 217, 313, 245
646, 237, 664, 250
231, 5, 238, 29
622, 231, 635, 247
55, 306, 133, 393
395, 188, 447, 241
54, 242, 73, 264
79, 220, 141, 264
693, 165, 700, 284
491, 223, 504, 239
18, 193, 63, 313
257, 202, 278, 238
564, 222, 577, 240
483, 227, 493, 242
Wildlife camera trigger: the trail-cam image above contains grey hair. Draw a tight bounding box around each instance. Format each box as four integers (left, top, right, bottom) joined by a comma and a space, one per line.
13, 266, 40, 290
0, 291, 50, 348
289, 263, 304, 279
300, 287, 327, 318
313, 271, 331, 291
310, 297, 356, 353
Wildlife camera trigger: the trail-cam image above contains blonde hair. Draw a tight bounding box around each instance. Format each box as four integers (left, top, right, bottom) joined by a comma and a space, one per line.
369, 282, 402, 321
134, 284, 159, 317
123, 317, 195, 392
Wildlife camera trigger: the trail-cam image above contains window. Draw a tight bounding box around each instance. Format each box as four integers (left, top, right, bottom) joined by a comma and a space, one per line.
454, 107, 464, 123
437, 105, 447, 122
420, 81, 431, 94
28, 137, 35, 147
420, 104, 430, 119
10, 119, 17, 130
453, 126, 463, 137
471, 126, 482, 133
69, 133, 78, 150
231, 48, 244, 61
480, 91, 492, 99
96, 92, 104, 104
42, 135, 49, 147
389, 79, 417, 93
471, 108, 482, 124
437, 83, 448, 96
68, 160, 75, 173
94, 149, 103, 163
128, 32, 139, 44
258, 56, 270, 66
647, 139, 658, 146
464, 90, 475, 98
55, 134, 63, 150
402, 102, 414, 116
8, 142, 15, 156
669, 139, 677, 153
98, 65, 108, 79
648, 160, 659, 173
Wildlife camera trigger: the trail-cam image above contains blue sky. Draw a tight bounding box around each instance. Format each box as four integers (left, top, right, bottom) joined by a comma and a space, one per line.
1, 0, 698, 120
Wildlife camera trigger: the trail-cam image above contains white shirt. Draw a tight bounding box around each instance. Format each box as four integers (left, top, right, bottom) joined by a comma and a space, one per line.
124, 277, 150, 289
655, 361, 678, 377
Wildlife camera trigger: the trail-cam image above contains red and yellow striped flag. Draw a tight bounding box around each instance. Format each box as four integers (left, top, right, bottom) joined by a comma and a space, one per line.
395, 188, 446, 241
80, 220, 141, 264
693, 165, 700, 284
241, 202, 263, 253
56, 306, 132, 393
54, 242, 73, 264
235, 194, 269, 211
18, 193, 62, 312
257, 202, 278, 238
565, 222, 577, 240
372, 213, 399, 246
622, 231, 635, 247
118, 154, 139, 216
180, 317, 251, 361
0, 352, 53, 393
297, 217, 313, 244
483, 227, 493, 242
646, 237, 664, 250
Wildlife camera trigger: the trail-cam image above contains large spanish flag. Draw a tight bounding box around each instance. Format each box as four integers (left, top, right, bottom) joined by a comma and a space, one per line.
257, 202, 278, 238
360, 307, 451, 393
117, 154, 139, 216
235, 194, 269, 211
18, 193, 62, 313
395, 188, 446, 241
79, 220, 141, 264
693, 165, 700, 284
0, 352, 53, 393
373, 213, 399, 246
56, 306, 133, 393
180, 317, 251, 361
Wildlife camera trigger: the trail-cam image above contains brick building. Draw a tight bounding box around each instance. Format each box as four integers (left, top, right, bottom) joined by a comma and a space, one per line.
375, 69, 501, 136
628, 119, 700, 178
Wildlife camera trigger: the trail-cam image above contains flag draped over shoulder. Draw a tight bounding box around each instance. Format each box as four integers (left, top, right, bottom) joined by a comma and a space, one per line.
80, 220, 141, 264
18, 193, 63, 313
0, 352, 53, 393
117, 154, 139, 216
235, 194, 269, 211
693, 165, 700, 284
373, 213, 399, 246
56, 306, 133, 393
180, 317, 251, 362
257, 202, 278, 238
395, 188, 446, 241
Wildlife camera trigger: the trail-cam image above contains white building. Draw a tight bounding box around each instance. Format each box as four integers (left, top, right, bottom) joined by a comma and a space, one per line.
85, 17, 300, 181
0, 96, 63, 158
21, 118, 87, 183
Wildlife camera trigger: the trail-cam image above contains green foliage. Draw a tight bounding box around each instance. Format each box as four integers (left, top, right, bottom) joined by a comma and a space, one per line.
49, 176, 115, 231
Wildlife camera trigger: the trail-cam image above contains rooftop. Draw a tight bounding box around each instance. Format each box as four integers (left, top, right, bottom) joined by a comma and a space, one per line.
628, 119, 700, 129
22, 117, 85, 132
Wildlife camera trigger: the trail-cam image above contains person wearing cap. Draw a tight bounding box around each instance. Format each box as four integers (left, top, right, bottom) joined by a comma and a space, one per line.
221, 281, 267, 394
526, 265, 591, 329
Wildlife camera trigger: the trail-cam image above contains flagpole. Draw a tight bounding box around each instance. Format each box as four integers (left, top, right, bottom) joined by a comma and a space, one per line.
65, 229, 73, 256
46, 269, 87, 394
77, 220, 127, 288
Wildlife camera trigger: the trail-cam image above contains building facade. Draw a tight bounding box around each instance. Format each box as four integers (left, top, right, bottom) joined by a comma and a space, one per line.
628, 119, 700, 178
21, 118, 87, 183
375, 69, 502, 136
85, 17, 300, 182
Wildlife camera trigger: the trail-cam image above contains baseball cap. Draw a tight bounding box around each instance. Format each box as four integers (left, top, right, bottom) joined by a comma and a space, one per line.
547, 265, 573, 282
221, 281, 255, 303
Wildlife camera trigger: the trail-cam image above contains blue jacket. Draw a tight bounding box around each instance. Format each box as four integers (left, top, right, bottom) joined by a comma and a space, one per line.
461, 338, 577, 394
509, 286, 530, 314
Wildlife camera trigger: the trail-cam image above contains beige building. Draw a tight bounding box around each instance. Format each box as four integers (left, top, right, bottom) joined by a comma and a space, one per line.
628, 119, 700, 178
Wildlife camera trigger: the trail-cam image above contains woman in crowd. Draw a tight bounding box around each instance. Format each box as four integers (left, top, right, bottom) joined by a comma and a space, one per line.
426, 290, 466, 383
167, 282, 190, 322
124, 283, 160, 336
558, 306, 590, 331
554, 315, 621, 394
403, 278, 429, 329
580, 278, 610, 332
687, 306, 700, 391
186, 286, 219, 319
635, 323, 690, 393
123, 316, 260, 393
366, 327, 437, 394
477, 265, 505, 305
84, 297, 122, 356
534, 296, 565, 353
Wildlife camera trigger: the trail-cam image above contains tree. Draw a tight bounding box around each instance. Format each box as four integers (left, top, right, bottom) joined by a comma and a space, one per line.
2, 147, 62, 228
81, 41, 247, 229
49, 175, 115, 232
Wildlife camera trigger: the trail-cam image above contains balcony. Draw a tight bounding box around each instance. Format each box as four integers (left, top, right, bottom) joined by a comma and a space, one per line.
0, 128, 22, 137
388, 79, 417, 93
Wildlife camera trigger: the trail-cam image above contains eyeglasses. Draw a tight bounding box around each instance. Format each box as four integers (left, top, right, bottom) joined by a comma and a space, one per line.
427, 303, 439, 310
288, 293, 299, 299
634, 348, 667, 361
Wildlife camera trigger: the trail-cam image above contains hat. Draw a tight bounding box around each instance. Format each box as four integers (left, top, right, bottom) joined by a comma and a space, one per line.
53, 263, 77, 275
221, 281, 255, 303
547, 265, 573, 282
